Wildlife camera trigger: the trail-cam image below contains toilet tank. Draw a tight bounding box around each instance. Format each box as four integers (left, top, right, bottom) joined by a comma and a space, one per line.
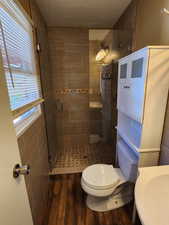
117, 139, 139, 182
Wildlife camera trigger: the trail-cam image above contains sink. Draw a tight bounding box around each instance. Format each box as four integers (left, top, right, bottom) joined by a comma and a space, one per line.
135, 166, 169, 225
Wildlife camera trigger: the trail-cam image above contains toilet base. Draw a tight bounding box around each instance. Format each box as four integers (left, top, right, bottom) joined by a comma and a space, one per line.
86, 184, 133, 212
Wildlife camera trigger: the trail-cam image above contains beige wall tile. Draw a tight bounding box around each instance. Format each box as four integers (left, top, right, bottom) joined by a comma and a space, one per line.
47, 28, 90, 148
160, 145, 169, 165
89, 40, 102, 102
30, 0, 57, 163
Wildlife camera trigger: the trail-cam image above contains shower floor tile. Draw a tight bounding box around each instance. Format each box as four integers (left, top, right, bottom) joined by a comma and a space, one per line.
51, 142, 115, 174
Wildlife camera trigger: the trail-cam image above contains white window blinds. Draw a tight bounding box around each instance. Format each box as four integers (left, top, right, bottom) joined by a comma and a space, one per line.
0, 0, 42, 114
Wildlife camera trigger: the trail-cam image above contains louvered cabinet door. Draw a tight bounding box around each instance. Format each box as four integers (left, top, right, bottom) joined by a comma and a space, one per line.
128, 48, 149, 123
118, 48, 148, 123
117, 57, 131, 116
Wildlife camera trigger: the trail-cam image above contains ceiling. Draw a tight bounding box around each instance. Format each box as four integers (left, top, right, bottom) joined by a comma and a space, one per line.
35, 0, 131, 28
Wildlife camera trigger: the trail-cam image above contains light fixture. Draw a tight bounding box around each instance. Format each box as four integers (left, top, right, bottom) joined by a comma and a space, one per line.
95, 48, 119, 65
162, 8, 169, 15
95, 49, 109, 62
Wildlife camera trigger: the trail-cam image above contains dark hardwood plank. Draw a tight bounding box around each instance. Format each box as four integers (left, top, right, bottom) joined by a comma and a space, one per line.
48, 174, 141, 225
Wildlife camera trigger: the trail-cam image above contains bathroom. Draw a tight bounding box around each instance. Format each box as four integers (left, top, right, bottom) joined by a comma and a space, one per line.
1, 0, 169, 225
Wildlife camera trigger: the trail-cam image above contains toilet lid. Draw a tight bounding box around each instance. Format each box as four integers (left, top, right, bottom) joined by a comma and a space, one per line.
82, 164, 120, 190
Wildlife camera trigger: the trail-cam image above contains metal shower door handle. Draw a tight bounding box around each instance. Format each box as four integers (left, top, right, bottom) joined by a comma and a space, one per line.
13, 164, 30, 178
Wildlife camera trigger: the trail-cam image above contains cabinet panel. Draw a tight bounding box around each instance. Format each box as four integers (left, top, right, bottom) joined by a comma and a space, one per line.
117, 58, 131, 116
117, 48, 148, 123
117, 111, 142, 148
128, 49, 148, 122
120, 63, 127, 79
131, 57, 144, 78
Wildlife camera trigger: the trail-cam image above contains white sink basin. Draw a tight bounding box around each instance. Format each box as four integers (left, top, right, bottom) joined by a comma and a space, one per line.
135, 166, 169, 225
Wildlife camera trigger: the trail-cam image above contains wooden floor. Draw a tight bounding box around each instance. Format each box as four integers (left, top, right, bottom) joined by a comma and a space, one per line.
48, 174, 141, 225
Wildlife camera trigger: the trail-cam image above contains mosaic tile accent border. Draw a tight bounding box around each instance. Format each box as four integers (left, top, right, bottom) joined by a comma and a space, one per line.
55, 88, 101, 95
89, 88, 101, 95
55, 89, 89, 95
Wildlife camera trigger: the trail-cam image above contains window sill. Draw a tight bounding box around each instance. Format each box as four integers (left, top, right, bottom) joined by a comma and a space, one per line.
14, 106, 42, 138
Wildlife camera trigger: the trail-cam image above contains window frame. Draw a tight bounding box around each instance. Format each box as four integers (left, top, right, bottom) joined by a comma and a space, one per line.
14, 105, 42, 137
0, 0, 44, 136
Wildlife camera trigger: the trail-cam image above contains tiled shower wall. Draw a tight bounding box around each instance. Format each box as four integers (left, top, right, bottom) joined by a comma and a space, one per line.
89, 40, 102, 136
89, 40, 102, 102
47, 28, 89, 149
30, 1, 56, 165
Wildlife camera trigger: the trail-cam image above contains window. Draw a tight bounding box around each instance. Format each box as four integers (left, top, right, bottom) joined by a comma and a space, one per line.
0, 0, 43, 135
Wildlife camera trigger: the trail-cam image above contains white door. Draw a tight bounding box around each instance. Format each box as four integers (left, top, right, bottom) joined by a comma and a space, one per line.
0, 52, 33, 224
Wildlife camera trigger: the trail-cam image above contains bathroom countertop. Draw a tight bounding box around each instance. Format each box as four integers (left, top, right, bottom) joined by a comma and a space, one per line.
135, 165, 169, 225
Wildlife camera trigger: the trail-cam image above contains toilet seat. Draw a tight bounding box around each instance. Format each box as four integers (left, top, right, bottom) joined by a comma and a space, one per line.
82, 164, 121, 190
81, 178, 116, 197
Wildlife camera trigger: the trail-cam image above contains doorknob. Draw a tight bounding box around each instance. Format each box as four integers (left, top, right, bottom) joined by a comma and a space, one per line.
13, 164, 30, 178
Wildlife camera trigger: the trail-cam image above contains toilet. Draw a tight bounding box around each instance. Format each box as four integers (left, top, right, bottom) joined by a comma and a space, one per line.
81, 139, 139, 212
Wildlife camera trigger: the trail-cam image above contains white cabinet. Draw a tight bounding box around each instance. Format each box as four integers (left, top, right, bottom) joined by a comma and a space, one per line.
117, 46, 169, 167
117, 48, 148, 123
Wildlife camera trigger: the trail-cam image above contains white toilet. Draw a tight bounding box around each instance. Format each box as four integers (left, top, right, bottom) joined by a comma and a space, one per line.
81, 139, 139, 212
